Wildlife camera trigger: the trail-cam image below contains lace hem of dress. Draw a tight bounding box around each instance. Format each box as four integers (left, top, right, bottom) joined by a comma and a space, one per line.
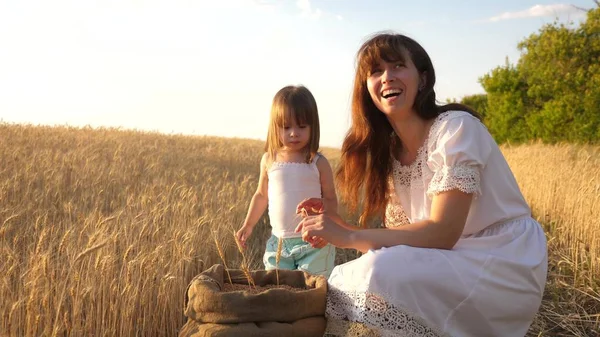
325, 318, 407, 337
426, 164, 481, 197
325, 287, 447, 337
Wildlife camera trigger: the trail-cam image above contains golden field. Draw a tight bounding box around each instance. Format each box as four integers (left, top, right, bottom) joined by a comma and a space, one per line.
0, 123, 598, 336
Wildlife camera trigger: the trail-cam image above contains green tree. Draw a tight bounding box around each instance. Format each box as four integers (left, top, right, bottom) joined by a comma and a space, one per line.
479, 5, 600, 143
480, 61, 531, 143
517, 7, 600, 142
460, 94, 488, 120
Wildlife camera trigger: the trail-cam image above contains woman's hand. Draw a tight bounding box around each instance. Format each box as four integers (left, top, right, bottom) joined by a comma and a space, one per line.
295, 214, 354, 249
296, 198, 329, 248
309, 236, 329, 249
296, 198, 325, 216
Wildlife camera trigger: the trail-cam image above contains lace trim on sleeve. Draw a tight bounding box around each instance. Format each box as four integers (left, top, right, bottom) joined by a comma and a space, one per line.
426, 164, 481, 197
325, 287, 448, 337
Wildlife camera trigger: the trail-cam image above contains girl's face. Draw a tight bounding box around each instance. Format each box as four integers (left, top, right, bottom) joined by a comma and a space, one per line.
366, 52, 422, 118
279, 117, 311, 152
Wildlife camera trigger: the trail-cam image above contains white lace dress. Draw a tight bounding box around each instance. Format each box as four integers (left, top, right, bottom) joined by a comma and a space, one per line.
324, 111, 548, 337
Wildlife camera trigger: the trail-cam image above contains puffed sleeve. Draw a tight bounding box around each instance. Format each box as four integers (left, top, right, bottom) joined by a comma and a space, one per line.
426, 112, 492, 198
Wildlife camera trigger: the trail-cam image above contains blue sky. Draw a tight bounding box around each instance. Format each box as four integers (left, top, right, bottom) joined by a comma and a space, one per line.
0, 0, 591, 147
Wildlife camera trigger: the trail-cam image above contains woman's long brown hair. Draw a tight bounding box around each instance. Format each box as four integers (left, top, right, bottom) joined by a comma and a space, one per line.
336, 32, 480, 227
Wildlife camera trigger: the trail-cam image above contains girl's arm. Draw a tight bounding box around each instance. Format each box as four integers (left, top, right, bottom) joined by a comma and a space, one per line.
301, 155, 343, 248
315, 156, 339, 217
236, 153, 269, 247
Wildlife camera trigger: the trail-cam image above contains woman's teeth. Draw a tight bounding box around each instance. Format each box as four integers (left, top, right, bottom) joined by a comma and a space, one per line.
382, 89, 402, 98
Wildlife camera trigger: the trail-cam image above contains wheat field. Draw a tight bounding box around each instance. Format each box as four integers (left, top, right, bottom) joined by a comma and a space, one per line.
0, 123, 598, 336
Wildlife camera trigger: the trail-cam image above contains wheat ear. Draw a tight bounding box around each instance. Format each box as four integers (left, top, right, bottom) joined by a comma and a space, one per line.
301, 207, 309, 218
212, 231, 232, 285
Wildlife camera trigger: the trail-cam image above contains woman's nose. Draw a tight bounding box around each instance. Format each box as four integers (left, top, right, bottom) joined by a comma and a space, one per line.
382, 69, 394, 83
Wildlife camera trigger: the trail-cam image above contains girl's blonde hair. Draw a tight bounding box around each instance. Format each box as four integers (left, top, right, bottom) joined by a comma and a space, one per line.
265, 85, 320, 164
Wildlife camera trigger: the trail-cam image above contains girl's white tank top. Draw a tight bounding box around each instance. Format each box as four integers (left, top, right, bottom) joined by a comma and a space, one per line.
267, 154, 322, 238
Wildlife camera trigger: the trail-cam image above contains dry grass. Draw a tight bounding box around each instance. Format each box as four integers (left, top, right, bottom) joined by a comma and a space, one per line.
0, 123, 265, 336
0, 123, 598, 336
503, 142, 600, 336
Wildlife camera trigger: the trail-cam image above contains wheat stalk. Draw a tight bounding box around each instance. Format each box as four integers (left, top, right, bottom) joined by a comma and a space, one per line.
275, 236, 283, 286
212, 231, 232, 285
233, 230, 255, 289
53, 239, 109, 337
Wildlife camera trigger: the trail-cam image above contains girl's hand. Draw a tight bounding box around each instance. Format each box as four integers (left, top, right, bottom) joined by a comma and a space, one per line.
296, 198, 325, 217
295, 214, 352, 249
235, 225, 253, 249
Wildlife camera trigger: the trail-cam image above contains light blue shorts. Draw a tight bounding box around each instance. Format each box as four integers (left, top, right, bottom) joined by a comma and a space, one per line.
263, 234, 335, 278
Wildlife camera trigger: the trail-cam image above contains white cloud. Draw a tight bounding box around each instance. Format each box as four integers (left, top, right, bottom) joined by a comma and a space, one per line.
296, 0, 322, 20
336, 14, 343, 21
487, 4, 584, 22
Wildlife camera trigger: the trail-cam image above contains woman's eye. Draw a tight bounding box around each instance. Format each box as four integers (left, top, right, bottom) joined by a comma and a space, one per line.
395, 63, 405, 68
299, 125, 308, 129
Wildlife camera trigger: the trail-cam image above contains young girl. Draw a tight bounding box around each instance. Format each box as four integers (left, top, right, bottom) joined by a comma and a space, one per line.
235, 85, 338, 278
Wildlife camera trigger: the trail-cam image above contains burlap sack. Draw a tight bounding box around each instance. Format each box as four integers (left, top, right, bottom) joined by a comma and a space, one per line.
179, 316, 327, 337
179, 264, 328, 337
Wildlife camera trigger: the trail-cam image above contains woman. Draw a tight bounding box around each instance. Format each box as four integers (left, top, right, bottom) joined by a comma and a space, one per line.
295, 32, 548, 337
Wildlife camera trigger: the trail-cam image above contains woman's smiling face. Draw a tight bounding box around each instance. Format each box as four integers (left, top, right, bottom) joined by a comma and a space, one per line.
366, 50, 423, 118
